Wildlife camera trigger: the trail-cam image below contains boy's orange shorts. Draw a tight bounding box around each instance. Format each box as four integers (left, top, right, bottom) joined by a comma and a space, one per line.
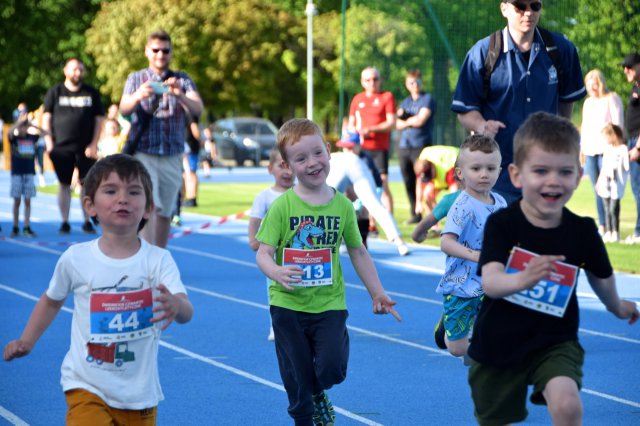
65, 388, 157, 426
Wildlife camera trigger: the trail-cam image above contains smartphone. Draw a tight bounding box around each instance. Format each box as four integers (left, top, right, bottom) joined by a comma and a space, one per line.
149, 81, 168, 95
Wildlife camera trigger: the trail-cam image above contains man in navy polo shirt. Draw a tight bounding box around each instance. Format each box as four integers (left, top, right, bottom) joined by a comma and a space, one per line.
451, 0, 586, 203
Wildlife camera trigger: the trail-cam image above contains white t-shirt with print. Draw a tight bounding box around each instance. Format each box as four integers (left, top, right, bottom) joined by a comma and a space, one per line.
47, 239, 185, 410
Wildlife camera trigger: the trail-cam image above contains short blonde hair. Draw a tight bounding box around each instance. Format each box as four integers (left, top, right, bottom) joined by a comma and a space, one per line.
601, 123, 625, 146
277, 118, 324, 163
513, 112, 580, 167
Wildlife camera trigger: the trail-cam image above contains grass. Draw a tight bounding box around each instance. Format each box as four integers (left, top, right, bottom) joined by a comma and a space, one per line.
40, 176, 639, 274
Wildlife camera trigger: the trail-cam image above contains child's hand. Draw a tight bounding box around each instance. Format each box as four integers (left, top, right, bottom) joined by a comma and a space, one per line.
151, 284, 184, 331
4, 340, 32, 361
273, 265, 304, 291
614, 300, 640, 325
372, 294, 402, 321
519, 255, 566, 290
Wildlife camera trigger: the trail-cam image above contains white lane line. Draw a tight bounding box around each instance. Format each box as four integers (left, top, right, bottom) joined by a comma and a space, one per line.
0, 283, 382, 426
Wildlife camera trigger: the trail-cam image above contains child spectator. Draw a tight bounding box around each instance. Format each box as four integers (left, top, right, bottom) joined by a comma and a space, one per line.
411, 160, 463, 243
248, 149, 295, 341
4, 154, 193, 424
97, 118, 126, 159
433, 135, 506, 358
8, 116, 44, 237
470, 112, 638, 425
255, 118, 400, 426
413, 145, 459, 217
596, 124, 630, 243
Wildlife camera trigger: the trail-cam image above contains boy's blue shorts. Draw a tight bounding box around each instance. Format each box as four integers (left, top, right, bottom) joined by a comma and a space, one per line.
443, 294, 483, 341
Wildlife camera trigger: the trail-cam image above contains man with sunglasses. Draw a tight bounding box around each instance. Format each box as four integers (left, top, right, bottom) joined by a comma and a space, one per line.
120, 30, 203, 248
451, 0, 586, 204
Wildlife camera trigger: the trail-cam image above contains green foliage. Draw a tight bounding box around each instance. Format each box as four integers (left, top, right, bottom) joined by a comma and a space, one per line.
564, 0, 640, 99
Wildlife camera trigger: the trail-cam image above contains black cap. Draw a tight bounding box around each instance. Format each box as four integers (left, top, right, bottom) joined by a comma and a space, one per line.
621, 53, 640, 68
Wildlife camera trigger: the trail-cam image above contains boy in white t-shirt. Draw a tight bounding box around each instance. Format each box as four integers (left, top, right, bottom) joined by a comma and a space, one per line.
4, 154, 193, 425
248, 148, 294, 340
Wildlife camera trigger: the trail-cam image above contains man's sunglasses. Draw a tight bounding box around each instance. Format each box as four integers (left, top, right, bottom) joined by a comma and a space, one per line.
511, 1, 542, 12
151, 48, 171, 54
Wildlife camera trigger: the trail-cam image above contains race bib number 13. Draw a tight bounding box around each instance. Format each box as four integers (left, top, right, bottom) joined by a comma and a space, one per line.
283, 248, 333, 287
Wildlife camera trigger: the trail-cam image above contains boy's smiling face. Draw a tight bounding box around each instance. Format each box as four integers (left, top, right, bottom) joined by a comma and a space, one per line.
509, 145, 582, 226
285, 134, 331, 191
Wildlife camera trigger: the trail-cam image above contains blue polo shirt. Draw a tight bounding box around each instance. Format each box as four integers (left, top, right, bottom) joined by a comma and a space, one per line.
399, 92, 436, 149
451, 27, 586, 196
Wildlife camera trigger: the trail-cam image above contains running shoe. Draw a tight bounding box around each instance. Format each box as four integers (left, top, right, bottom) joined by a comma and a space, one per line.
22, 227, 37, 238
59, 222, 71, 235
82, 221, 97, 234
312, 391, 335, 426
10, 226, 19, 237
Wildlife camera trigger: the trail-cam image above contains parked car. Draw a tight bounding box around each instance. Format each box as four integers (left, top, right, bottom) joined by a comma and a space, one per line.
212, 117, 278, 166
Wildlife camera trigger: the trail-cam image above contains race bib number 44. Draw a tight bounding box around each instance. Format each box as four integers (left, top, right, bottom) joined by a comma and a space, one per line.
89, 288, 155, 342
504, 247, 578, 318
283, 248, 333, 287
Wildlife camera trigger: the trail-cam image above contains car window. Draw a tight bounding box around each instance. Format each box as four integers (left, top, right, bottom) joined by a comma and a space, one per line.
236, 123, 258, 134
257, 123, 275, 135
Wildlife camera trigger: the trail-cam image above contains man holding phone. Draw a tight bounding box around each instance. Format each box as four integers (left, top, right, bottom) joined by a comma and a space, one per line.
120, 30, 203, 248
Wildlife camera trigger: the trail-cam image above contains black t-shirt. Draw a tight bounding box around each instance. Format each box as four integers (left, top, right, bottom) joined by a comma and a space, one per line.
625, 84, 640, 138
43, 83, 105, 151
469, 201, 613, 367
9, 129, 37, 175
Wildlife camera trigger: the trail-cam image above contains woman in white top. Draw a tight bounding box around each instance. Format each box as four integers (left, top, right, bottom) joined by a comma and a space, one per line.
580, 69, 624, 234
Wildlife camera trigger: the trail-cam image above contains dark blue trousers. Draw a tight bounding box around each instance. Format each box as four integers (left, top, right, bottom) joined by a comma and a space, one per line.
270, 306, 349, 425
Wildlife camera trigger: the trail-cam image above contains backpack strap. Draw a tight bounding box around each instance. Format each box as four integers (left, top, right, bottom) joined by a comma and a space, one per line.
482, 27, 563, 101
483, 29, 504, 101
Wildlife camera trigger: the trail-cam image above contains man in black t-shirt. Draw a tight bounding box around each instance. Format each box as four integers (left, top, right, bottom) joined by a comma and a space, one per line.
43, 58, 105, 234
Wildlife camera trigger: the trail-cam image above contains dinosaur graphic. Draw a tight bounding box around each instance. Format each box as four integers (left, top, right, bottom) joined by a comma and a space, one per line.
292, 220, 324, 249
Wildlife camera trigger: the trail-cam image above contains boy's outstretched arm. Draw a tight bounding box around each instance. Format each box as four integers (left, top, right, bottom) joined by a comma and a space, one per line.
4, 292, 64, 361
585, 272, 639, 324
482, 255, 566, 299
256, 243, 303, 291
411, 212, 438, 243
347, 245, 400, 321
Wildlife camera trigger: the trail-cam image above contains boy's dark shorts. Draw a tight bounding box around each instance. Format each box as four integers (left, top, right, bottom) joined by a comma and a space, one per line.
49, 147, 97, 186
468, 340, 584, 426
364, 149, 389, 175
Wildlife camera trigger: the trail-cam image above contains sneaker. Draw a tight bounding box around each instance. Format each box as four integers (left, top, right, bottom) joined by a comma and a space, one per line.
404, 214, 422, 225
267, 327, 275, 342
10, 226, 19, 237
393, 238, 410, 256
434, 314, 447, 350
368, 225, 379, 239
59, 222, 71, 235
312, 391, 335, 426
38, 174, 46, 188
82, 221, 97, 234
22, 227, 37, 238
624, 234, 640, 245
602, 231, 612, 243
171, 215, 183, 227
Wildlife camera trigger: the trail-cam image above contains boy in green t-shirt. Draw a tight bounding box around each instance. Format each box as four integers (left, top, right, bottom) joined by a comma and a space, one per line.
256, 118, 399, 426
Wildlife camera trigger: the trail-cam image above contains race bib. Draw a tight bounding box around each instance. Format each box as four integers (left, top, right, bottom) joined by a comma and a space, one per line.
17, 139, 35, 156
283, 248, 333, 287
504, 247, 578, 317
89, 288, 155, 343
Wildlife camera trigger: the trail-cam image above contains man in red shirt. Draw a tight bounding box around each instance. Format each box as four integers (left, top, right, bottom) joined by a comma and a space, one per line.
348, 67, 397, 214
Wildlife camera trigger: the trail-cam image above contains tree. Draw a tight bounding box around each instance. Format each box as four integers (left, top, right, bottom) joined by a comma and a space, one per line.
564, 0, 640, 99
0, 0, 102, 119
86, 0, 308, 120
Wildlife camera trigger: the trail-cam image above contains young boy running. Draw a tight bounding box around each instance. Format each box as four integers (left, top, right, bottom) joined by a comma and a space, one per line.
256, 118, 399, 426
4, 154, 193, 425
470, 112, 639, 425
249, 148, 295, 341
433, 135, 506, 357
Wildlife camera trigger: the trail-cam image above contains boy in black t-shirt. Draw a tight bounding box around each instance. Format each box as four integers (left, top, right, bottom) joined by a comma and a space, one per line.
469, 112, 639, 426
8, 116, 45, 237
